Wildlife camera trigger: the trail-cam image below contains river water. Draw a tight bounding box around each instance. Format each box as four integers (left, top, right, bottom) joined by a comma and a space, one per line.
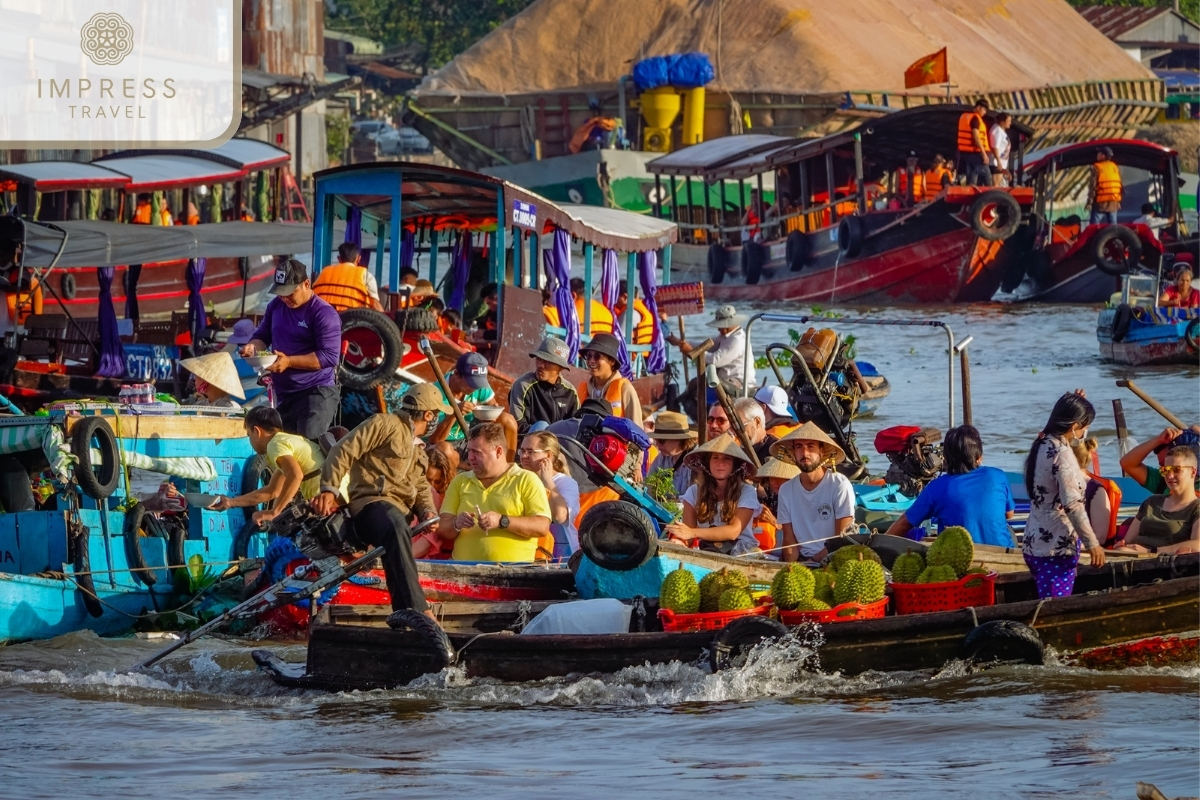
1, 303, 1197, 798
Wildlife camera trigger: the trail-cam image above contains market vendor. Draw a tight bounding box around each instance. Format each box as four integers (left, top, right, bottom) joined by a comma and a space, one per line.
179, 351, 245, 408
239, 259, 342, 439
429, 352, 519, 459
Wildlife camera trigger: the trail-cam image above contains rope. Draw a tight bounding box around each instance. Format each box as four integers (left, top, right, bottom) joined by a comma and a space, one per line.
65, 558, 254, 579
1029, 598, 1047, 628
62, 572, 225, 620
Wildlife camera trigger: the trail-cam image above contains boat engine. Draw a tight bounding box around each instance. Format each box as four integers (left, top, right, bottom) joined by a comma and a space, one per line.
875, 426, 943, 498
266, 501, 356, 558
782, 328, 865, 476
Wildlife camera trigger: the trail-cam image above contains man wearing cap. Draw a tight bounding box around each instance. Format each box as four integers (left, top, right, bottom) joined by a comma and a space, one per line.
430, 352, 519, 458
646, 410, 697, 496
772, 422, 856, 563
756, 385, 798, 437
666, 304, 753, 392
240, 258, 342, 440
310, 383, 447, 615
179, 351, 245, 408
509, 336, 580, 436
1089, 146, 1123, 226
312, 242, 384, 312
577, 332, 643, 428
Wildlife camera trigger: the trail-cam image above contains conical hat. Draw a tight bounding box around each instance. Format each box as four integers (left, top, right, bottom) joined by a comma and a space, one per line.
770, 420, 846, 465
754, 457, 800, 481
683, 431, 757, 478
178, 352, 245, 399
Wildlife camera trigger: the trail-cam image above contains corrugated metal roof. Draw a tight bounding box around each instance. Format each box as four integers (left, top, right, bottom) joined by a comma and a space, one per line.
646, 135, 794, 176
1076, 5, 1171, 40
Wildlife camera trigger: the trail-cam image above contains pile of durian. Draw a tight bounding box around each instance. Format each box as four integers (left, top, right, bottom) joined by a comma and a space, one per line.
891, 526, 988, 584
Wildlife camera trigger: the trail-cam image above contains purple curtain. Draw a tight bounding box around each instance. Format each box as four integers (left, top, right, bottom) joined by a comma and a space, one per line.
96, 267, 126, 378
343, 206, 362, 247
600, 249, 633, 379
546, 229, 580, 361
448, 232, 472, 313
639, 249, 666, 373
186, 258, 207, 349
123, 264, 142, 321
360, 248, 372, 269
400, 228, 415, 269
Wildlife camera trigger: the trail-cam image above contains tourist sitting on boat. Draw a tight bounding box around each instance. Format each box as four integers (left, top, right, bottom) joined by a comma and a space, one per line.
896, 152, 925, 205
437, 422, 552, 562
756, 385, 798, 437
1119, 426, 1200, 494
664, 433, 761, 556
751, 457, 800, 552
706, 402, 732, 441
614, 280, 654, 345
884, 425, 1015, 547
412, 442, 456, 560
773, 422, 856, 563
1159, 267, 1199, 308
312, 383, 447, 615
666, 305, 752, 393
734, 396, 777, 465
924, 154, 954, 196
509, 336, 580, 436
212, 407, 323, 525
430, 352, 519, 459
178, 351, 245, 409
646, 411, 697, 497
240, 259, 342, 439
1134, 203, 1171, 241
541, 287, 561, 328
1114, 446, 1199, 555
312, 242, 384, 312
132, 192, 172, 225
467, 282, 499, 345
1023, 391, 1106, 599
519, 431, 580, 560
577, 332, 643, 428
1071, 437, 1119, 547
570, 278, 615, 337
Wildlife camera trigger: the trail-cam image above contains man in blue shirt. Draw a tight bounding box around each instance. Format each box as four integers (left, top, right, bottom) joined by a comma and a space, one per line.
886, 425, 1016, 547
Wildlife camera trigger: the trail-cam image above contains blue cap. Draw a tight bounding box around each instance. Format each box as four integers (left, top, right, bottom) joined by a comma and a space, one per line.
454, 352, 490, 391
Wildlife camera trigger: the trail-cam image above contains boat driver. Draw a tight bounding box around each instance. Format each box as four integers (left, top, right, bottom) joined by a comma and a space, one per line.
666, 304, 753, 394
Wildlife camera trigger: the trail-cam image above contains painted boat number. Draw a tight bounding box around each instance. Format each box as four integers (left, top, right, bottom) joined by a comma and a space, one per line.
124, 344, 179, 382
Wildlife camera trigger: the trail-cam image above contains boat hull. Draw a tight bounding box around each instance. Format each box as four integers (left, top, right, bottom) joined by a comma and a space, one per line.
1097, 307, 1200, 366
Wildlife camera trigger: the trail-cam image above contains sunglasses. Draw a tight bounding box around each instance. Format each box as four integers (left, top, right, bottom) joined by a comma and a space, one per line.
1160, 465, 1196, 476
707, 416, 729, 424
583, 352, 604, 363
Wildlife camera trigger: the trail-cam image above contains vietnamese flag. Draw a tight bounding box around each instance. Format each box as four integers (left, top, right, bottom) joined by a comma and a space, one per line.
904, 47, 948, 89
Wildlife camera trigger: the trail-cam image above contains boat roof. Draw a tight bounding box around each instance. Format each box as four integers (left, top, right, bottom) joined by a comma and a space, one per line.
1022, 138, 1177, 176
90, 154, 248, 191
98, 139, 292, 172
0, 161, 130, 191
21, 220, 313, 269
646, 135, 795, 178
315, 163, 676, 252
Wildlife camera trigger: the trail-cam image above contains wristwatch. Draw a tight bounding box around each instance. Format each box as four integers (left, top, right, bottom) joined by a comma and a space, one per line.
499, 514, 510, 529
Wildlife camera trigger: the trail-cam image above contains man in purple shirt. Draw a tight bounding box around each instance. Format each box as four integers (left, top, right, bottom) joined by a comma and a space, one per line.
240, 259, 342, 439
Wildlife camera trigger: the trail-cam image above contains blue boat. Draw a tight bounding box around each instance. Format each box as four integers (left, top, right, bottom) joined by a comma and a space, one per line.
0, 408, 264, 644
1098, 274, 1200, 366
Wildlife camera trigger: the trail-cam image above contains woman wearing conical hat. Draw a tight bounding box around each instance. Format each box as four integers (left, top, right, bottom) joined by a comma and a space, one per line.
663, 432, 762, 556
770, 421, 856, 563
179, 351, 245, 408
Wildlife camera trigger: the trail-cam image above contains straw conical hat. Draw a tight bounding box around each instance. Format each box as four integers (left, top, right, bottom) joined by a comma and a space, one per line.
179, 352, 245, 399
754, 457, 800, 481
770, 421, 846, 465
683, 432, 757, 478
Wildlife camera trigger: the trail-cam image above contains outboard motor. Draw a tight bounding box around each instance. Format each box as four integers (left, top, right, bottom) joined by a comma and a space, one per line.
875, 426, 943, 498
266, 502, 355, 558
784, 327, 865, 475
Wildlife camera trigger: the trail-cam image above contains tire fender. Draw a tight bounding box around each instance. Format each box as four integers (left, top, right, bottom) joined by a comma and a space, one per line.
339, 307, 404, 391
837, 216, 864, 258
73, 530, 104, 618
71, 417, 120, 499
743, 242, 765, 285
1091, 225, 1143, 276
122, 504, 159, 586
60, 272, 77, 300
1111, 303, 1133, 343
1184, 319, 1199, 354
707, 244, 727, 285
578, 500, 658, 572
785, 231, 808, 272
958, 620, 1045, 666
709, 616, 789, 672
969, 190, 1022, 242
386, 608, 456, 667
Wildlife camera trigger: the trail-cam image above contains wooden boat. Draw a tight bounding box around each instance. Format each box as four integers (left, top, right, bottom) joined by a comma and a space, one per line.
251, 552, 1199, 691
1096, 274, 1199, 366
333, 561, 577, 605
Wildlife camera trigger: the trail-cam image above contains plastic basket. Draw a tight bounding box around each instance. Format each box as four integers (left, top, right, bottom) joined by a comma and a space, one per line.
890, 572, 997, 615
658, 605, 770, 633
777, 597, 888, 625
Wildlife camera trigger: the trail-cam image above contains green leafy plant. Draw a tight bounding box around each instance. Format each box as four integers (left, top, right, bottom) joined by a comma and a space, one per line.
186, 553, 220, 594
645, 468, 683, 520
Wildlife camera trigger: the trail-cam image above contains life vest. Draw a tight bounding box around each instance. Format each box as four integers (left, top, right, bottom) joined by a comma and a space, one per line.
241, 212, 255, 222
543, 304, 561, 329
312, 263, 372, 311
745, 209, 761, 239
897, 170, 926, 202
1086, 472, 1122, 546
574, 486, 620, 531
957, 112, 989, 155
133, 202, 172, 226
925, 165, 952, 195
631, 298, 654, 345
574, 297, 614, 336
6, 277, 42, 325
766, 421, 799, 439
1094, 161, 1123, 204
577, 374, 630, 419
753, 510, 777, 552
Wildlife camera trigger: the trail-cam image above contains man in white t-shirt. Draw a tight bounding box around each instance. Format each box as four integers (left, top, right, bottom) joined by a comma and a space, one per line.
988, 113, 1012, 187
771, 422, 856, 562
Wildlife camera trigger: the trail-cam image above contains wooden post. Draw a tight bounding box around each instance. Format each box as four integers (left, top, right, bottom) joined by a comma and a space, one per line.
959, 348, 972, 426
624, 252, 637, 343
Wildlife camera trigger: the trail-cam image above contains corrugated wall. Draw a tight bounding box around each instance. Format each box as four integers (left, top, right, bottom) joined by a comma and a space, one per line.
242, 0, 326, 79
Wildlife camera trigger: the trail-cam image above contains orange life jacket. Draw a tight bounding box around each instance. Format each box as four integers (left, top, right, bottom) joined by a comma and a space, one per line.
241, 212, 255, 222
574, 486, 620, 531
957, 112, 989, 155
312, 263, 372, 311
1086, 472, 1122, 546
631, 298, 654, 345
574, 297, 614, 336
543, 304, 561, 329
766, 422, 799, 439
133, 202, 172, 226
6, 277, 42, 325
1093, 161, 1123, 204
753, 510, 777, 552
577, 374, 631, 419
897, 170, 926, 202
925, 165, 952, 195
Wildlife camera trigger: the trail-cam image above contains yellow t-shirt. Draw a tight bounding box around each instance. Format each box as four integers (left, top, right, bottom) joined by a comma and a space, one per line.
446, 465, 552, 562
266, 433, 323, 500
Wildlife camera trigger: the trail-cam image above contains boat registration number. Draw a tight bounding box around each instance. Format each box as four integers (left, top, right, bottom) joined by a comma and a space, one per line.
124, 344, 179, 383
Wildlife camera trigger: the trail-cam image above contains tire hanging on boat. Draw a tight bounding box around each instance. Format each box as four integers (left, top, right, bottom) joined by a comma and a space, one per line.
1091, 226, 1142, 276
339, 307, 403, 391
1111, 303, 1133, 343
385, 609, 456, 667
707, 244, 727, 284
785, 231, 807, 272
709, 616, 789, 672
73, 528, 104, 618
578, 500, 658, 572
393, 307, 440, 334
743, 242, 765, 285
71, 417, 120, 499
233, 518, 259, 561
958, 620, 1045, 666
242, 454, 272, 498
968, 190, 1022, 242
60, 272, 76, 300
837, 216, 865, 258
122, 503, 165, 587
1184, 319, 1199, 354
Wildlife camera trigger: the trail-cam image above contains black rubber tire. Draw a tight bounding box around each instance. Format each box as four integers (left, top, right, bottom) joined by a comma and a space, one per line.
785, 231, 808, 272
958, 620, 1045, 666
232, 518, 258, 560
164, 516, 187, 574
340, 307, 403, 391
578, 500, 658, 572
73, 531, 103, 618
386, 608, 455, 667
241, 454, 272, 500
393, 306, 440, 334
71, 417, 120, 499
1091, 225, 1142, 276
60, 272, 76, 300
837, 216, 864, 258
969, 190, 1022, 242
709, 616, 789, 672
123, 504, 158, 586
1111, 303, 1133, 343
743, 242, 765, 285
707, 243, 727, 284
1184, 319, 1199, 354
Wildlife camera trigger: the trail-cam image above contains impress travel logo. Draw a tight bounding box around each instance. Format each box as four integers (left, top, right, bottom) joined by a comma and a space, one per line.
1, 1, 240, 147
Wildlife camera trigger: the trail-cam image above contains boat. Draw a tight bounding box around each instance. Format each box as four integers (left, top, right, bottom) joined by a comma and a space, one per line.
250, 552, 1199, 691
649, 106, 1035, 304
1097, 272, 1200, 366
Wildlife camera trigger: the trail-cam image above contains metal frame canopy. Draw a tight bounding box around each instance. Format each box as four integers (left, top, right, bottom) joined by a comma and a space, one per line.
0, 162, 130, 192
97, 139, 293, 172
646, 135, 797, 179
91, 154, 249, 191
1023, 138, 1177, 177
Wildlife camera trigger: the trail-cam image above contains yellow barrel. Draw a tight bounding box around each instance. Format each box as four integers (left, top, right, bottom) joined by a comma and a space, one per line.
681, 86, 705, 146
641, 87, 681, 152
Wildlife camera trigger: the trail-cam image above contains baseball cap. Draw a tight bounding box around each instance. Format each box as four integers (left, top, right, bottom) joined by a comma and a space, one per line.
400, 383, 453, 414
270, 258, 309, 296
1097, 146, 1114, 159
754, 385, 791, 418
454, 352, 490, 391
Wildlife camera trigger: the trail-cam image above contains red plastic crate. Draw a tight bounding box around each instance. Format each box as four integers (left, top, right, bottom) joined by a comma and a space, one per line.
658, 605, 770, 632
891, 571, 997, 615
777, 597, 888, 625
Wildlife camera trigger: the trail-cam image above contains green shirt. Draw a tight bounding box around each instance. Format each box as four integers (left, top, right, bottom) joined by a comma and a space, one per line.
1144, 465, 1200, 494
437, 385, 495, 441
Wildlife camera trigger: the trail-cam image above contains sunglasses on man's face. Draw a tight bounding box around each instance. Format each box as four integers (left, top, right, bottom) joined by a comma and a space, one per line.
1160, 465, 1196, 476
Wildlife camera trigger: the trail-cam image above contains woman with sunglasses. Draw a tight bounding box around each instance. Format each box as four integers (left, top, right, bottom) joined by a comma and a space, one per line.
576, 332, 643, 429
1115, 446, 1200, 555
663, 433, 761, 556
519, 431, 580, 560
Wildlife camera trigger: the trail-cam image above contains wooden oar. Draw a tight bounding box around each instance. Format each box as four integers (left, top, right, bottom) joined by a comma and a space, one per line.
706, 364, 761, 467
1116, 379, 1186, 428
1113, 398, 1133, 462
419, 336, 471, 436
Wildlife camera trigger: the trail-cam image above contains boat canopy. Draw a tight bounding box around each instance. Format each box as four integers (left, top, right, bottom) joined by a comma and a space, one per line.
1023, 138, 1177, 177
646, 135, 795, 178
0, 162, 130, 192
90, 154, 248, 191
99, 139, 293, 172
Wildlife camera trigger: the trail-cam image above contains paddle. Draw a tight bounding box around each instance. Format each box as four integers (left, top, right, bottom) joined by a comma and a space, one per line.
1113, 398, 1133, 462
706, 364, 761, 467
1116, 379, 1186, 429
419, 336, 471, 437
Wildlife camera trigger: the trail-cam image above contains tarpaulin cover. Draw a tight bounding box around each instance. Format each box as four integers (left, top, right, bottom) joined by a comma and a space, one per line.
638, 250, 666, 374
632, 53, 713, 91
545, 229, 579, 362
96, 267, 126, 378
599, 249, 632, 379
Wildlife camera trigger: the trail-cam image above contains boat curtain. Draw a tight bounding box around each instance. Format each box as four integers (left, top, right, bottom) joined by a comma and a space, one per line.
185, 258, 207, 350
124, 263, 142, 322
638, 249, 666, 374
96, 267, 126, 378
448, 232, 472, 313
599, 248, 633, 379
343, 206, 362, 249
254, 171, 270, 223
401, 228, 415, 270
544, 229, 579, 362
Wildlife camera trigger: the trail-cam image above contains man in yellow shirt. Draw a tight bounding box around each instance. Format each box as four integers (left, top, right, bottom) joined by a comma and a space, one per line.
437, 422, 552, 562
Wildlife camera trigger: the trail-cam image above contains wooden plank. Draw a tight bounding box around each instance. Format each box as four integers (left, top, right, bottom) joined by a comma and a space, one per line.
64, 414, 247, 441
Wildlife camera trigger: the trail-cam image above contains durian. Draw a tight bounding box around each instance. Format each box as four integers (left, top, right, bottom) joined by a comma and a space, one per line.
795, 598, 832, 612
660, 564, 700, 614
833, 556, 887, 605
916, 564, 959, 584
830, 544, 882, 573
772, 564, 815, 610
717, 586, 755, 612
698, 569, 728, 612
812, 569, 835, 605
891, 550, 926, 584
926, 526, 975, 578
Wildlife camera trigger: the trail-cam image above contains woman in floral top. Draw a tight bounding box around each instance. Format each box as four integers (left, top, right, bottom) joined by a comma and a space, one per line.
1022, 392, 1106, 598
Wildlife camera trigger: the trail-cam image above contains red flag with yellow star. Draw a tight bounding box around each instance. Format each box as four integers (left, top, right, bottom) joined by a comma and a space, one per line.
905, 47, 948, 89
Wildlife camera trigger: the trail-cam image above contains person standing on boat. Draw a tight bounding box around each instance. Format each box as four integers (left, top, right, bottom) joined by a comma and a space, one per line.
509, 336, 579, 436
988, 113, 1013, 187
312, 383, 448, 614
1023, 391, 1106, 599
577, 332, 643, 429
956, 99, 992, 187
312, 242, 384, 312
178, 351, 245, 408
1114, 446, 1199, 555
666, 304, 753, 393
646, 411, 698, 496
755, 385, 798, 438
1088, 147, 1123, 226
664, 433, 762, 556
240, 259, 342, 440
773, 422, 856, 563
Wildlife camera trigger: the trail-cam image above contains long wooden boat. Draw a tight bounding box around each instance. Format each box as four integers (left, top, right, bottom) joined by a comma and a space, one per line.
1097, 303, 1199, 367
252, 553, 1198, 691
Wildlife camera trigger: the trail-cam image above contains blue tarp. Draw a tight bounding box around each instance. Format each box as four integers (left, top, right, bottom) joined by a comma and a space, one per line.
632, 52, 714, 91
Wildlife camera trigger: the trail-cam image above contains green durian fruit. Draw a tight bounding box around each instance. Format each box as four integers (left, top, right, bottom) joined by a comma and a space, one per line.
834, 557, 887, 605
717, 586, 755, 612
891, 550, 927, 584
723, 569, 750, 590
795, 598, 832, 612
660, 564, 700, 614
771, 564, 815, 610
698, 569, 729, 613
812, 569, 835, 605
916, 564, 959, 584
926, 526, 975, 578
830, 544, 882, 573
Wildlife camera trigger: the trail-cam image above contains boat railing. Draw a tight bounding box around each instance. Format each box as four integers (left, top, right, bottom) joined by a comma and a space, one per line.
743, 313, 960, 429
672, 198, 855, 245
